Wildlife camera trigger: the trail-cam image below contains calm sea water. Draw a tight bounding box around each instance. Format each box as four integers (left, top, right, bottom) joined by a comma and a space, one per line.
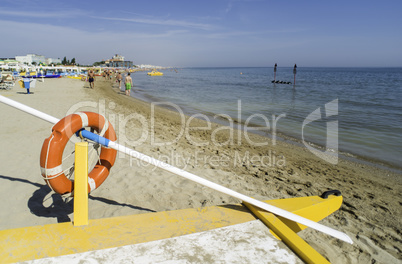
127, 67, 402, 169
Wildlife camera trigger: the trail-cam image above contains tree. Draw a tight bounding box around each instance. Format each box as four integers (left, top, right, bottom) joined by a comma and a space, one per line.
62, 56, 67, 65
71, 58, 76, 65
93, 61, 105, 66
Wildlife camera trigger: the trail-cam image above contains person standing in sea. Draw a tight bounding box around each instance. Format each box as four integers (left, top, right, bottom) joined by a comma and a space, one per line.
124, 73, 133, 96
88, 69, 95, 89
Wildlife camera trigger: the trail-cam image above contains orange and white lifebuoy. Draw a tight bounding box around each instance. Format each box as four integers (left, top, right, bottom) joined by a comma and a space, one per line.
40, 112, 117, 195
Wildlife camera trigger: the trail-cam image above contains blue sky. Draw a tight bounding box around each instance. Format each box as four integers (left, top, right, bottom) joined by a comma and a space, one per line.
0, 0, 401, 67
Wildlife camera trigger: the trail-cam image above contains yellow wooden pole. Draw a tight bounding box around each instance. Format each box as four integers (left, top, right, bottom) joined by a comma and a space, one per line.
73, 142, 89, 226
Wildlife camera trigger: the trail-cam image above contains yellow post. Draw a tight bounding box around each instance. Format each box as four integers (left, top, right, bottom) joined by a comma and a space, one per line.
73, 142, 89, 226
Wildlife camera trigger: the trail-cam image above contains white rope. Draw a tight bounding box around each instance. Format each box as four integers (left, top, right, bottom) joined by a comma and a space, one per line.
64, 165, 75, 179
44, 134, 56, 192
62, 150, 75, 162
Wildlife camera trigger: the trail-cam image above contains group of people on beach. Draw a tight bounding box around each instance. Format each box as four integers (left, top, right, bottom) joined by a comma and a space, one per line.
87, 69, 132, 96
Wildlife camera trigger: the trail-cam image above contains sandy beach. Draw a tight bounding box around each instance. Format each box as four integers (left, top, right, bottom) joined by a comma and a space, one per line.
0, 77, 401, 263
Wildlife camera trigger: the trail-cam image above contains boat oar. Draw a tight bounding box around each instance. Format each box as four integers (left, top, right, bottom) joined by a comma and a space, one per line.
0, 95, 353, 244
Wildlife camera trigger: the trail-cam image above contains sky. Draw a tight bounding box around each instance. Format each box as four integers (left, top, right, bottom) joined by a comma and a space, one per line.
0, 0, 401, 67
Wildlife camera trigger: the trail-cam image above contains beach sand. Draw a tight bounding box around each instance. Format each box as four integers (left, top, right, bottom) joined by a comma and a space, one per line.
0, 77, 401, 263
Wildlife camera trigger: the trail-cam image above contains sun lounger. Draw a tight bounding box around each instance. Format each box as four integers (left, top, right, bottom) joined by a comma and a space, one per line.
0, 72, 15, 90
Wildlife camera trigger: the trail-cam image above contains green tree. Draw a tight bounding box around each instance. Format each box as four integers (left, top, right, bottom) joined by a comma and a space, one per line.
71, 58, 76, 65
93, 61, 105, 66
62, 56, 67, 65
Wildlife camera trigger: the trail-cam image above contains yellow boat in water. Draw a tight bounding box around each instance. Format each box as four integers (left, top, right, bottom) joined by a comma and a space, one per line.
147, 70, 163, 76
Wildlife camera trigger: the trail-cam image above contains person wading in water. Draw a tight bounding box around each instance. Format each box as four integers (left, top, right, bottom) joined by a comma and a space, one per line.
124, 73, 133, 96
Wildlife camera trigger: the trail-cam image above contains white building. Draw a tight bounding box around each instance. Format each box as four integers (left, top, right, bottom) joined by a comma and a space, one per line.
15, 54, 47, 65
112, 54, 124, 61
46, 57, 61, 65
15, 55, 29, 64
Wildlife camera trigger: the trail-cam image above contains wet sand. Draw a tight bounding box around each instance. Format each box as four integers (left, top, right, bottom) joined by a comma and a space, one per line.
0, 77, 400, 263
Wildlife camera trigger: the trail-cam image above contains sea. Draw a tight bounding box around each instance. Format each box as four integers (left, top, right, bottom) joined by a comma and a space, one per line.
126, 67, 402, 170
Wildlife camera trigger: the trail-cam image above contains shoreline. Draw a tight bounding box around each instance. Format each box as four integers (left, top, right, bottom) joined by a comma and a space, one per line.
110, 79, 402, 184
129, 68, 402, 172
127, 77, 402, 174
0, 77, 401, 263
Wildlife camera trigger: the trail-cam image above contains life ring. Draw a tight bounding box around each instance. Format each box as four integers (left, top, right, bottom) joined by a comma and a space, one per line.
40, 112, 117, 195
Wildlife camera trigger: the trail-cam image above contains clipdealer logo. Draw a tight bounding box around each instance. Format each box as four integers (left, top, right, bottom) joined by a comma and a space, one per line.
64, 98, 338, 166
302, 99, 338, 165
